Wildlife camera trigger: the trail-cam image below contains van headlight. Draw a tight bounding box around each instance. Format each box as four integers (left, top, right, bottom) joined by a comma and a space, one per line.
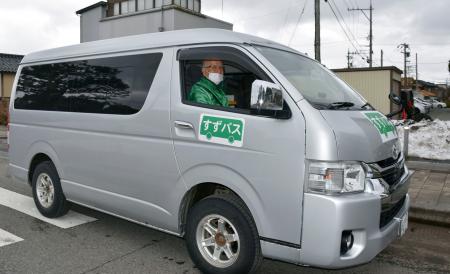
306, 161, 368, 195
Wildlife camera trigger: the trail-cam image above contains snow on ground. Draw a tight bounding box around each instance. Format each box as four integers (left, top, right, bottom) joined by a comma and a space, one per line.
393, 119, 450, 160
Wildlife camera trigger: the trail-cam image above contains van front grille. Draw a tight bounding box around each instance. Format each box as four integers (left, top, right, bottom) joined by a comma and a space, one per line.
380, 196, 406, 228
368, 153, 405, 188
381, 165, 405, 186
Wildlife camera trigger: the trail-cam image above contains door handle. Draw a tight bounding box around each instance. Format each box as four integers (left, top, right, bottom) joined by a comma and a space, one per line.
174, 121, 194, 130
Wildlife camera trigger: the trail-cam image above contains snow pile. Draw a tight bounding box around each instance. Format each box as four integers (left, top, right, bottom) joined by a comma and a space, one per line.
394, 119, 450, 160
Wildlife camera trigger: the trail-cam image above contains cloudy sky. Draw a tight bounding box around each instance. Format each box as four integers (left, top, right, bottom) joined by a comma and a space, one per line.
1, 0, 449, 83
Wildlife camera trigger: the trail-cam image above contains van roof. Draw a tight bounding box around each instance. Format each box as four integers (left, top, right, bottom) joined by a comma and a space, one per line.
22, 28, 302, 65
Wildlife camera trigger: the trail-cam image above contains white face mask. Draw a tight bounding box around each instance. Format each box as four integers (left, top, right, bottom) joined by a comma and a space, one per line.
208, 72, 223, 85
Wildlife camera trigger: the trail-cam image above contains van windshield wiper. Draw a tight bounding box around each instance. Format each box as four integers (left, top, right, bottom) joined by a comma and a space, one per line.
326, 102, 355, 110
360, 102, 374, 110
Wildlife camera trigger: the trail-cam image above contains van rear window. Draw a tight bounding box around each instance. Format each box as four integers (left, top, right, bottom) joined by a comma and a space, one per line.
14, 53, 162, 115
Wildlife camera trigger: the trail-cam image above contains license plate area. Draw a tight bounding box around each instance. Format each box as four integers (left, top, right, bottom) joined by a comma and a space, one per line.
395, 211, 408, 237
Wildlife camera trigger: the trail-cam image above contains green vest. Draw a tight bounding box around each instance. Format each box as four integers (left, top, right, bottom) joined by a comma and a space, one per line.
189, 77, 228, 107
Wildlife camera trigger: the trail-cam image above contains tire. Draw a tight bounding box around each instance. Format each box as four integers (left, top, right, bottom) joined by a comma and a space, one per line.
437, 105, 442, 108
31, 161, 70, 218
185, 194, 262, 274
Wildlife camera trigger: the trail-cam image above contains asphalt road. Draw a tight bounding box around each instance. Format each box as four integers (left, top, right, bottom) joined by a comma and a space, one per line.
429, 107, 450, 121
1, 157, 450, 274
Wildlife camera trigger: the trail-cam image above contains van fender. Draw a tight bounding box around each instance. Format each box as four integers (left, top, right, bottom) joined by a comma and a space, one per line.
25, 141, 65, 180
177, 163, 268, 238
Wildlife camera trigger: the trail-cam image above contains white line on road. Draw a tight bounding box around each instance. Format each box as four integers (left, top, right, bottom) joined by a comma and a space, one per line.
0, 187, 97, 229
0, 228, 23, 247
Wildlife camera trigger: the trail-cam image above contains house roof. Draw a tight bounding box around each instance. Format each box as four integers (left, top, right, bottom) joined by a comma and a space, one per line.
0, 53, 24, 73
421, 90, 437, 97
21, 28, 305, 64
76, 1, 107, 15
332, 66, 403, 75
417, 79, 438, 88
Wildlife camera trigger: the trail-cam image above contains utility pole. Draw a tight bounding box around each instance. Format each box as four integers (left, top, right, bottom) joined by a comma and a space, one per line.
369, 0, 373, 67
346, 50, 360, 68
348, 0, 374, 67
398, 43, 410, 88
381, 49, 383, 67
415, 53, 418, 91
314, 0, 321, 62
347, 50, 351, 68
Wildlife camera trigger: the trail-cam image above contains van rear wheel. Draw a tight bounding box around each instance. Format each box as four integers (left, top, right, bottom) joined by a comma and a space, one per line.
32, 161, 70, 218
185, 194, 262, 274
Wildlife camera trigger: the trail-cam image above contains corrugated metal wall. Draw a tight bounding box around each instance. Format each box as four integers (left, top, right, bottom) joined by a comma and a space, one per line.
335, 70, 391, 114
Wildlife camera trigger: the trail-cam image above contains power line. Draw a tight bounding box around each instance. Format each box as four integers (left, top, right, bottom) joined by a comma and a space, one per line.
288, 0, 308, 46
232, 4, 303, 24
342, 0, 352, 10
329, 0, 362, 48
348, 0, 374, 67
281, 0, 295, 36
326, 0, 366, 60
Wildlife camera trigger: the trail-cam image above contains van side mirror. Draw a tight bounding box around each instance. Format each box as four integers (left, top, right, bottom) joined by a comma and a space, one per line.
250, 80, 284, 111
389, 92, 401, 105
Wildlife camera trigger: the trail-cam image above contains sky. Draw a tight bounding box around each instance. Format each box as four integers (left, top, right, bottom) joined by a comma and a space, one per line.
1, 0, 449, 84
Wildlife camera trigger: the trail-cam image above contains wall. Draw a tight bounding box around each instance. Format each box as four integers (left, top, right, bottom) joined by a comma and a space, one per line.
81, 6, 232, 42
98, 8, 175, 40
80, 6, 104, 43
1, 73, 15, 98
172, 9, 232, 30
334, 70, 391, 114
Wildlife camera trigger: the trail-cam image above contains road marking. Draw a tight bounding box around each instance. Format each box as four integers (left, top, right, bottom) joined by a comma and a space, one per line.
0, 187, 97, 229
0, 228, 23, 247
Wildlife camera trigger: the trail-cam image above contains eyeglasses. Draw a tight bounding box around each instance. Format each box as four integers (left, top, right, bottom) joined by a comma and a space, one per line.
202, 65, 224, 70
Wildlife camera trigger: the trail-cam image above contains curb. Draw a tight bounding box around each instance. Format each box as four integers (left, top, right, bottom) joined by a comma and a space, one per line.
409, 207, 450, 228
406, 160, 450, 173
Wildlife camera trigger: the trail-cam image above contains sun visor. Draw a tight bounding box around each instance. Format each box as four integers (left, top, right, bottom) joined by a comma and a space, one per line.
178, 47, 248, 63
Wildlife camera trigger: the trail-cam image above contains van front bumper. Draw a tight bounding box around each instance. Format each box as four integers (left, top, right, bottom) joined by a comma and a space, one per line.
298, 170, 411, 269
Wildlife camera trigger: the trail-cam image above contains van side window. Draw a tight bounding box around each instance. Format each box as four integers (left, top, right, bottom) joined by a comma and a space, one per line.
179, 47, 271, 111
14, 53, 163, 115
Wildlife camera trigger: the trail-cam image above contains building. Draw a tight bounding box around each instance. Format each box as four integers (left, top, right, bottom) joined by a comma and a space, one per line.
76, 0, 233, 42
0, 53, 23, 124
332, 66, 403, 115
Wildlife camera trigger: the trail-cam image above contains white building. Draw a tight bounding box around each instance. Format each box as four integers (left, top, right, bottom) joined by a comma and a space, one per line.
76, 0, 233, 42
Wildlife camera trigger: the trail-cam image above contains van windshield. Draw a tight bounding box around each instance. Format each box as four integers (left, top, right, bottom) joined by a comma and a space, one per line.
255, 46, 369, 110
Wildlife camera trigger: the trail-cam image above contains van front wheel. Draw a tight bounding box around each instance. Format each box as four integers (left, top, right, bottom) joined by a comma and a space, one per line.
185, 194, 262, 274
32, 161, 70, 218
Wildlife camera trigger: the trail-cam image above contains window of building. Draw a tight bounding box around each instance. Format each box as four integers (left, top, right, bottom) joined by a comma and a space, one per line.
193, 0, 200, 12
121, 1, 129, 14
145, 0, 153, 9
180, 0, 187, 8
187, 0, 193, 10
15, 53, 163, 115
155, 0, 163, 8
113, 2, 120, 15
128, 0, 136, 12
173, 0, 181, 6
179, 47, 274, 112
137, 0, 145, 10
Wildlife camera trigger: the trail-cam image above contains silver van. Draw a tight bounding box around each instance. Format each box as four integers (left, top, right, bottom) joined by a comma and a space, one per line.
8, 29, 410, 273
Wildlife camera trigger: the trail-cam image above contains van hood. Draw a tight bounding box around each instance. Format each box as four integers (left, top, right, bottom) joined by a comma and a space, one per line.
320, 110, 400, 163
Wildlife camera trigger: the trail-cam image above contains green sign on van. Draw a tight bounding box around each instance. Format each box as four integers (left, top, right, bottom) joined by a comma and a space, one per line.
364, 111, 396, 142
199, 114, 245, 147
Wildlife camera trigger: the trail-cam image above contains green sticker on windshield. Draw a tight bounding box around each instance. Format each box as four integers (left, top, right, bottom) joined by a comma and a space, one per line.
199, 114, 245, 147
363, 111, 397, 142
